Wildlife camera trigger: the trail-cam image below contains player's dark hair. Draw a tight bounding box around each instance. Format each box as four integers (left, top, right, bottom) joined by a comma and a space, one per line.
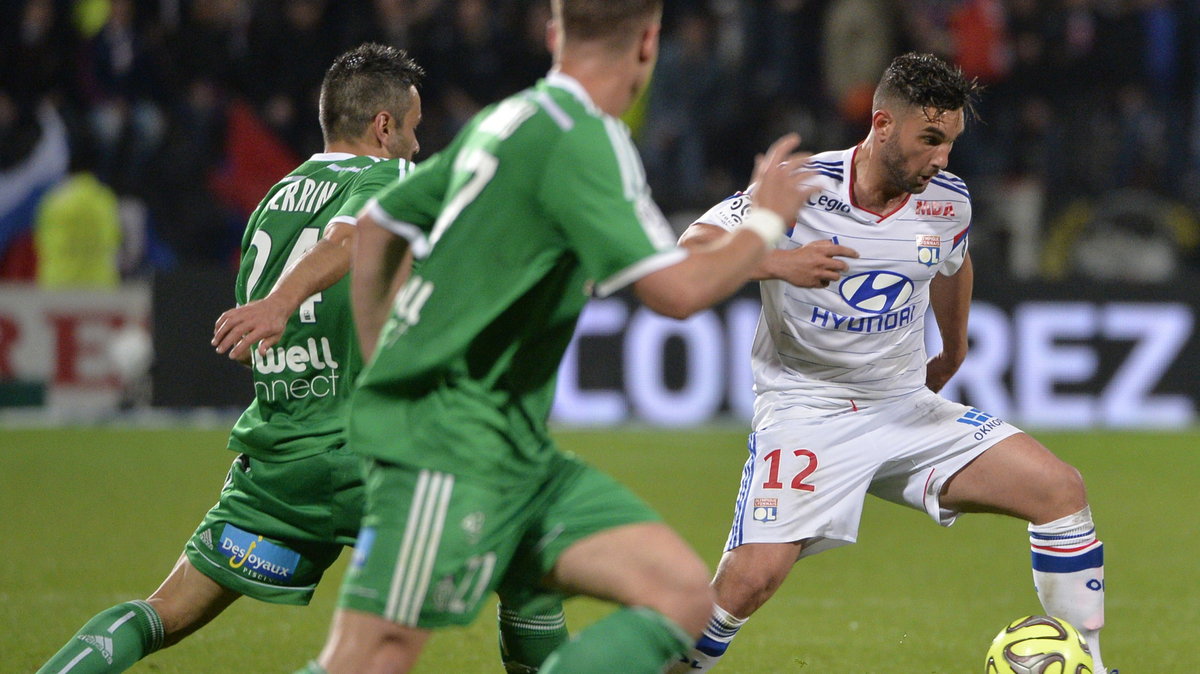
873, 52, 980, 121
319, 43, 425, 144
553, 0, 663, 50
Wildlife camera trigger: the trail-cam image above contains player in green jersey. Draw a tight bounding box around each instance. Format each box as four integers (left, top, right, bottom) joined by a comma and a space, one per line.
294, 2, 843, 673
37, 43, 425, 674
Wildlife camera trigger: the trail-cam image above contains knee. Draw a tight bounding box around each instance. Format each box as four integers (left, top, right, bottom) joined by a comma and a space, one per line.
1039, 462, 1090, 522
1057, 462, 1088, 509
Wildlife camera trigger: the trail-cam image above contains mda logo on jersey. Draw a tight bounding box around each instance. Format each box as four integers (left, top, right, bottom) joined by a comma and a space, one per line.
838, 271, 914, 314
914, 200, 956, 217
916, 234, 941, 267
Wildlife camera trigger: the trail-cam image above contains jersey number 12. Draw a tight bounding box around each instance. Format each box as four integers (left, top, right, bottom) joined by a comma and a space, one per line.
761, 448, 818, 492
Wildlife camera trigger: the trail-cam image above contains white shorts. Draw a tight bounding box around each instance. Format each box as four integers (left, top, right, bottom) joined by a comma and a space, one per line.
725, 388, 1021, 558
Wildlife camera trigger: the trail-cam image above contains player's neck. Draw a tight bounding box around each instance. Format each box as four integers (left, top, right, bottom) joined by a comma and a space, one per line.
325, 138, 382, 158
852, 139, 907, 215
556, 53, 642, 118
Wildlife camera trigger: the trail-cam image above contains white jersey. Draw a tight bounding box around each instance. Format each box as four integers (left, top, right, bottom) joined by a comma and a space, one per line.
696, 146, 971, 428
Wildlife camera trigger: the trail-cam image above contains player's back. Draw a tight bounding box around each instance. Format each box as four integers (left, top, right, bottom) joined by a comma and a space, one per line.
230, 154, 413, 461
352, 72, 679, 481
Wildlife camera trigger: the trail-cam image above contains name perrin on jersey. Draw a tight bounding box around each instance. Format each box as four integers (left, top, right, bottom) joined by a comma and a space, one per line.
696, 145, 970, 428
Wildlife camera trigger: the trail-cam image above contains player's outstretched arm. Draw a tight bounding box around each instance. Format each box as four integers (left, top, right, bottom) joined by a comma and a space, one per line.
926, 251, 973, 392
679, 224, 857, 287
212, 221, 358, 362
635, 134, 826, 318
351, 211, 412, 358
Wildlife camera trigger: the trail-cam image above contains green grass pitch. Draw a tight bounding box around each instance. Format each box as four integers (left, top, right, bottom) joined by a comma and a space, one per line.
2, 427, 1196, 672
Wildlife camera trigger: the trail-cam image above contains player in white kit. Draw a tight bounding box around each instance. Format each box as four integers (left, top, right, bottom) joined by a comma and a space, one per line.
668, 53, 1112, 672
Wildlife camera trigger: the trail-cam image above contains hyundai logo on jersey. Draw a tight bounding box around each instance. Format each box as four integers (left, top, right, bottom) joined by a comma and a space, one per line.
838, 271, 915, 314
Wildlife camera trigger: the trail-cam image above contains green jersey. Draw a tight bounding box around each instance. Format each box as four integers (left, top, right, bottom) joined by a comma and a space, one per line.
229, 153, 415, 461
351, 72, 684, 481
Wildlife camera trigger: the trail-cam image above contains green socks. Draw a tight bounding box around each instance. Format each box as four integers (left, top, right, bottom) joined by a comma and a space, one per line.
498, 602, 569, 672
38, 600, 165, 673
540, 607, 692, 674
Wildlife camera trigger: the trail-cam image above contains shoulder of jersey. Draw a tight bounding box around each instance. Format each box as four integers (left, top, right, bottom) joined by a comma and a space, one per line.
802, 149, 849, 185
529, 81, 611, 133
925, 169, 970, 200
355, 156, 413, 180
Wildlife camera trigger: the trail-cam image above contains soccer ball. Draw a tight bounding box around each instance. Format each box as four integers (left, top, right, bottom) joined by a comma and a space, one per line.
985, 615, 1094, 673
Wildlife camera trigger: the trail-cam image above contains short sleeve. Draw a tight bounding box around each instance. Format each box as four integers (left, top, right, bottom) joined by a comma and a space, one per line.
367, 150, 456, 259
328, 159, 415, 229
693, 189, 754, 232
539, 117, 684, 297
939, 202, 973, 276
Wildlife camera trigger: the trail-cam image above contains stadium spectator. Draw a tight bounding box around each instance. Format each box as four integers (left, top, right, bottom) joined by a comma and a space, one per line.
642, 5, 726, 211
0, 0, 78, 106
0, 101, 71, 280
76, 0, 167, 194
33, 150, 122, 290
247, 0, 340, 152
1, 0, 1198, 279
822, 0, 898, 132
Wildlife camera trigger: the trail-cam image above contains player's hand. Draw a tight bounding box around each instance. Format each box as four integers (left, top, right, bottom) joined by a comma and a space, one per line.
925, 350, 965, 393
211, 297, 291, 363
749, 133, 821, 222
772, 239, 859, 288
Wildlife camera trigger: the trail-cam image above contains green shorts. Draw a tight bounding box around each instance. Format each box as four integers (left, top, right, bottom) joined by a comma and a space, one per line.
337, 451, 659, 628
184, 447, 365, 605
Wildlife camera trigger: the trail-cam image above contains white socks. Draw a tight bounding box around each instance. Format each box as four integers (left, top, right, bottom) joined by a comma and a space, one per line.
1029, 506, 1106, 670
665, 604, 747, 673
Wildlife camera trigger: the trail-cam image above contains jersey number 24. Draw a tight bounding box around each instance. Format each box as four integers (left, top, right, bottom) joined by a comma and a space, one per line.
244, 227, 323, 323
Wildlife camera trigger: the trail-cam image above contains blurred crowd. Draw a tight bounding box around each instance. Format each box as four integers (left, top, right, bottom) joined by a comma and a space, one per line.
2, 0, 1199, 286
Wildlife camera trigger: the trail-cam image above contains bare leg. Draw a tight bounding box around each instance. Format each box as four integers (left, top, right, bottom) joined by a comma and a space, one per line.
538, 522, 713, 673
941, 433, 1106, 670
664, 540, 807, 673
549, 521, 713, 635
37, 554, 242, 673
316, 608, 431, 674
939, 433, 1087, 523
147, 554, 241, 647
709, 541, 806, 619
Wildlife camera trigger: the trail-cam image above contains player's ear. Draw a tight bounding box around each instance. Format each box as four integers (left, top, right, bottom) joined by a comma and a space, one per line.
872, 109, 892, 141
546, 19, 559, 55
373, 110, 393, 144
638, 21, 660, 65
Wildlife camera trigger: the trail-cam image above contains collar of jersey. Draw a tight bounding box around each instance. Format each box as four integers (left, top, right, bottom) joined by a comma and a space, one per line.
544, 69, 602, 117
310, 152, 360, 162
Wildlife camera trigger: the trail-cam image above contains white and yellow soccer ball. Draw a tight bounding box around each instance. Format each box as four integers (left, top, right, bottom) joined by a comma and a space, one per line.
985, 615, 1094, 673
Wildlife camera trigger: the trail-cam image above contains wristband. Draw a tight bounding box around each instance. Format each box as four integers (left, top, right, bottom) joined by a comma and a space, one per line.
743, 208, 786, 247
